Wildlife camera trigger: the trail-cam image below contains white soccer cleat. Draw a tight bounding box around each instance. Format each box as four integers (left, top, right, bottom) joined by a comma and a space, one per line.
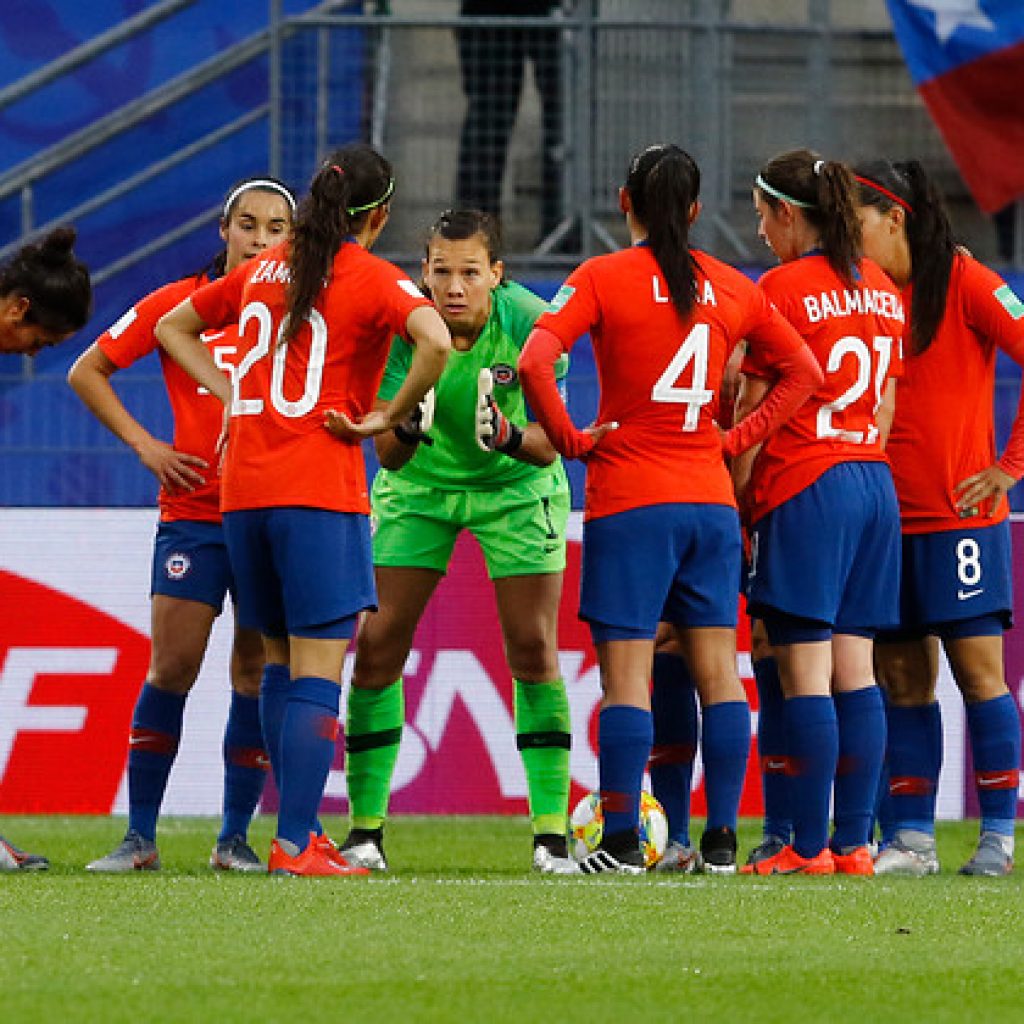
533, 844, 580, 875
873, 829, 939, 877
341, 840, 388, 872
959, 832, 1013, 877
0, 835, 49, 872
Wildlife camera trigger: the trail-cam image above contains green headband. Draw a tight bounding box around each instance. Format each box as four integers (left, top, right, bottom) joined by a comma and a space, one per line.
755, 174, 815, 209
346, 177, 395, 216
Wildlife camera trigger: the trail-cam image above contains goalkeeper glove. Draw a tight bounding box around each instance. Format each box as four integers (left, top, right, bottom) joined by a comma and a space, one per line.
393, 388, 435, 446
475, 368, 523, 454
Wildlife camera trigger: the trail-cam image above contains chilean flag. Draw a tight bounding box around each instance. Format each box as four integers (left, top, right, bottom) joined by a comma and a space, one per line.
887, 0, 1024, 212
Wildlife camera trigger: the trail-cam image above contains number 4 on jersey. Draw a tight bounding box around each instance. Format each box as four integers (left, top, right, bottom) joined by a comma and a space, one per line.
650, 323, 714, 431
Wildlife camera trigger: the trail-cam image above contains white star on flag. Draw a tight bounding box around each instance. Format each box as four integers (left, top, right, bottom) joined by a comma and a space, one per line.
905, 0, 996, 44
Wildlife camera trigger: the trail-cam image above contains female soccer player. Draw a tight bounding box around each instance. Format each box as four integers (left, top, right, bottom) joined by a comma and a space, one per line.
69, 176, 296, 873
518, 142, 822, 874
0, 225, 91, 871
338, 209, 576, 874
156, 142, 451, 877
736, 150, 905, 876
856, 160, 1024, 877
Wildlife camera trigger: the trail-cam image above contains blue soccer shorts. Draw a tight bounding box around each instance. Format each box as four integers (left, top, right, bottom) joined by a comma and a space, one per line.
151, 519, 233, 613
223, 507, 374, 640
580, 502, 741, 642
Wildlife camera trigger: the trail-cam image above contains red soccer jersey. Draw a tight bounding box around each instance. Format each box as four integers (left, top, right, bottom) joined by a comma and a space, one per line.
885, 252, 1024, 533
189, 240, 431, 514
534, 244, 807, 520
741, 254, 906, 525
98, 276, 241, 523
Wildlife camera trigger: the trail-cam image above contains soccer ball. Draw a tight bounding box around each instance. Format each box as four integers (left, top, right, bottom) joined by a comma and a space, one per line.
569, 790, 669, 869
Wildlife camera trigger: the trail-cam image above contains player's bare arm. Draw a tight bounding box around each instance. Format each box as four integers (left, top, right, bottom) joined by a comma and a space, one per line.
68, 343, 208, 492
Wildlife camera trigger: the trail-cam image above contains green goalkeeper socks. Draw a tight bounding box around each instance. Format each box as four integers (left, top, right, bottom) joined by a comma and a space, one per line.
345, 678, 404, 831
514, 678, 572, 837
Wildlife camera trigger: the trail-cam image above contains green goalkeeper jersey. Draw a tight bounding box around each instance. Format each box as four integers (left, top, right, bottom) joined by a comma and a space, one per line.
377, 280, 568, 490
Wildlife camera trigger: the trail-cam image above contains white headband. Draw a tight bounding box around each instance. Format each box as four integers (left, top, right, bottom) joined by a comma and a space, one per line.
755, 173, 815, 209
222, 179, 296, 219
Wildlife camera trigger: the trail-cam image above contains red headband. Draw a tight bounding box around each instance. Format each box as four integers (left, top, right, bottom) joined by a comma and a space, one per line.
855, 174, 913, 213
330, 164, 344, 176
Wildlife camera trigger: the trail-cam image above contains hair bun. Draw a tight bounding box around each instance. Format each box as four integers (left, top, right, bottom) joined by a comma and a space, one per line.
37, 226, 78, 267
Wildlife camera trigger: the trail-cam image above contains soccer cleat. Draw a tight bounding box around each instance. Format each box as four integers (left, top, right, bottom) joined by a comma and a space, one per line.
872, 829, 939, 877
654, 840, 701, 874
578, 846, 645, 875
0, 835, 49, 872
86, 830, 160, 873
268, 833, 371, 877
210, 835, 263, 873
743, 844, 835, 876
831, 845, 875, 876
699, 825, 738, 875
743, 834, 787, 869
959, 832, 1014, 877
339, 827, 388, 872
532, 835, 580, 875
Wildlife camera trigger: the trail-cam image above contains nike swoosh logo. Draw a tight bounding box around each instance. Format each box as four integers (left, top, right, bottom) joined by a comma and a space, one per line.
978, 775, 1012, 787
890, 780, 913, 792
766, 760, 787, 771
957, 588, 983, 600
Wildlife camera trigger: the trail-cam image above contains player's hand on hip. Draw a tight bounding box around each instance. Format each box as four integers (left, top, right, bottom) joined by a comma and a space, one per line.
579, 420, 618, 458
138, 437, 207, 492
954, 464, 1015, 518
475, 367, 523, 454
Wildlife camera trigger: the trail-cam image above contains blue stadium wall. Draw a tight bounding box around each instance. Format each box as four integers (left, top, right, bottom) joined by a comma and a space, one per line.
0, 3, 1021, 511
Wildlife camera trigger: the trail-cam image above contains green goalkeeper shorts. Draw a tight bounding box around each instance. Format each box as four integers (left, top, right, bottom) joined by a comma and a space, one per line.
371, 468, 570, 579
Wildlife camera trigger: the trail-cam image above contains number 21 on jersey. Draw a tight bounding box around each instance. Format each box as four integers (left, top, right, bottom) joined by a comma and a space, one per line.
650, 323, 715, 431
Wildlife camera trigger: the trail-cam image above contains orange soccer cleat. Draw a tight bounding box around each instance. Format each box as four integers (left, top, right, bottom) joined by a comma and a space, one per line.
268, 833, 371, 877
831, 845, 875, 876
740, 844, 835, 876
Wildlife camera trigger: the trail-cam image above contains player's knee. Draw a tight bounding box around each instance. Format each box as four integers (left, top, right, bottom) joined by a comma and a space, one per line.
506, 634, 558, 680
147, 651, 202, 694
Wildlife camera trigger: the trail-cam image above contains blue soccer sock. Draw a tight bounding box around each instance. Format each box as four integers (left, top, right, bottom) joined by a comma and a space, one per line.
701, 700, 750, 833
276, 676, 341, 850
649, 653, 698, 846
754, 656, 791, 844
598, 705, 653, 842
258, 662, 291, 789
784, 695, 837, 859
886, 702, 942, 836
832, 686, 886, 851
966, 693, 1021, 837
127, 683, 187, 841
219, 690, 269, 843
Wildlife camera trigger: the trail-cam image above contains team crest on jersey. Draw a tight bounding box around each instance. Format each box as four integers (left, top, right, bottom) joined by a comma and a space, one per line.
549, 284, 575, 312
165, 553, 191, 580
490, 363, 516, 386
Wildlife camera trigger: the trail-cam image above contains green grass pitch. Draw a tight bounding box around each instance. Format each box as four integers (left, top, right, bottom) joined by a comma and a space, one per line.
2, 815, 1023, 1022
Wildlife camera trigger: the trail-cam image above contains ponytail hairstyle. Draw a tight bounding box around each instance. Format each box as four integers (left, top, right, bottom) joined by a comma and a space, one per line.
756, 149, 862, 286
201, 174, 297, 279
0, 226, 92, 333
854, 159, 953, 354
624, 143, 701, 317
284, 142, 394, 343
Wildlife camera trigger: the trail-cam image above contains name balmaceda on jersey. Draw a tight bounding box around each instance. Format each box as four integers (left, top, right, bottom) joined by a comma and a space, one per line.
803, 286, 904, 325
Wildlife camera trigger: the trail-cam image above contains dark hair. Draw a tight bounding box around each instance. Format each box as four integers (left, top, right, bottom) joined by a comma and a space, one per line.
284, 142, 394, 343
625, 143, 701, 317
424, 208, 502, 263
756, 149, 861, 286
854, 159, 953, 354
201, 174, 297, 280
0, 226, 91, 334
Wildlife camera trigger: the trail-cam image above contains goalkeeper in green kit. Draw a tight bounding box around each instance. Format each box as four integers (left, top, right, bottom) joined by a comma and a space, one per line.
340, 209, 577, 873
